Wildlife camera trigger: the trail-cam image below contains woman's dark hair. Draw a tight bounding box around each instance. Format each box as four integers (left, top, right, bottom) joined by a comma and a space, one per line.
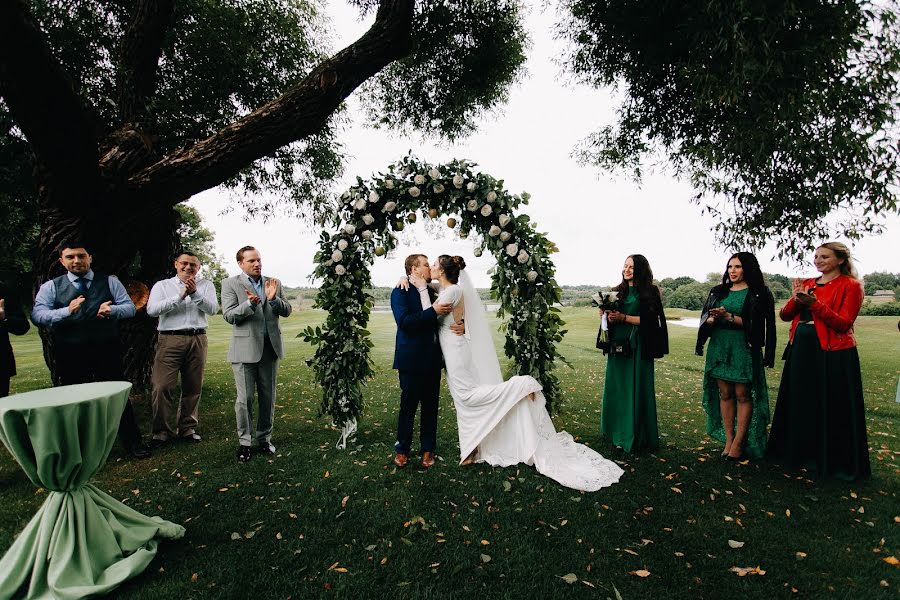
438, 254, 466, 284
721, 252, 766, 291
613, 254, 659, 305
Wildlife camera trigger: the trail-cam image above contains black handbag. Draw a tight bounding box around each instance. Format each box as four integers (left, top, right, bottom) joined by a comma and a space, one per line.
600, 324, 637, 357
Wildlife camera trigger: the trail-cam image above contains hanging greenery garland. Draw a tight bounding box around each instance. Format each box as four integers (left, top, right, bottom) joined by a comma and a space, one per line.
302, 155, 566, 447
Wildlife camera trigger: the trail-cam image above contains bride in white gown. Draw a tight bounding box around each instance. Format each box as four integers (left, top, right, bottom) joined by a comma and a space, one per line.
418, 255, 623, 492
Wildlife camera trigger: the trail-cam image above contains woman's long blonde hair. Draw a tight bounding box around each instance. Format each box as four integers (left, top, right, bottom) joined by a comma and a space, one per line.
818, 242, 858, 279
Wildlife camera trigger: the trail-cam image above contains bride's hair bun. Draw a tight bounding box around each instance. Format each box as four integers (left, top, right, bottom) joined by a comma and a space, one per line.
438, 254, 464, 284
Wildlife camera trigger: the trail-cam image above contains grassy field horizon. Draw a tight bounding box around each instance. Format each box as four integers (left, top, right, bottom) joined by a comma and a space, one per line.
1, 308, 897, 598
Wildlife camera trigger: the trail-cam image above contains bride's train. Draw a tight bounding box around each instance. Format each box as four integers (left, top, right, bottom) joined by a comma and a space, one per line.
438, 270, 623, 492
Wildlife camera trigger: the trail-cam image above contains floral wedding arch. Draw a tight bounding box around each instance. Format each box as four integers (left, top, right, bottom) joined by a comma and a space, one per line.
302, 156, 567, 448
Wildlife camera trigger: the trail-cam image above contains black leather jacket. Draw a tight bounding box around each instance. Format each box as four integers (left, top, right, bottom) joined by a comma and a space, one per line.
695, 284, 776, 367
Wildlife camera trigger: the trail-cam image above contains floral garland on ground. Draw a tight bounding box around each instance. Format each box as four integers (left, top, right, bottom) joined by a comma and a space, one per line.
302, 156, 566, 445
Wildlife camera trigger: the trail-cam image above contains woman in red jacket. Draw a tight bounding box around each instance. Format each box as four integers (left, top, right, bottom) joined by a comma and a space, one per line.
767, 242, 870, 479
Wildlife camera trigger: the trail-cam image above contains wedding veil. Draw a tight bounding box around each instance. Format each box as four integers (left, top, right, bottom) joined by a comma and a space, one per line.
459, 270, 503, 385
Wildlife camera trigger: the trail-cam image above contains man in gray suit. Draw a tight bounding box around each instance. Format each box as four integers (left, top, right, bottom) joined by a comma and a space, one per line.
221, 246, 292, 462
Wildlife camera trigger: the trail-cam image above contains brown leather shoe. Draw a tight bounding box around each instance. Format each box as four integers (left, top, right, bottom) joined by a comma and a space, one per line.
421, 451, 435, 468
393, 453, 408, 468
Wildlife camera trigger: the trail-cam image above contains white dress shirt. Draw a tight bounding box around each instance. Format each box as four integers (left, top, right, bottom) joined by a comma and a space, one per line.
147, 276, 219, 331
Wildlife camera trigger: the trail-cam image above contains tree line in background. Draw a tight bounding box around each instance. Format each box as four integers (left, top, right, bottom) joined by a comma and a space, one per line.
277, 270, 900, 316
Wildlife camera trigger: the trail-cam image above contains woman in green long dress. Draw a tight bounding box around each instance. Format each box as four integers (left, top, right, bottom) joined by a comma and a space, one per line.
600, 255, 668, 452
696, 253, 776, 460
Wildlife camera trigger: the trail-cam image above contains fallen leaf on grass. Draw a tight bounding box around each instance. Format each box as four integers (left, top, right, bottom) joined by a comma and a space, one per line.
729, 566, 766, 576
629, 570, 651, 578
502, 481, 512, 492
341, 496, 349, 508
727, 540, 745, 549
795, 552, 807, 560
671, 487, 682, 494
882, 556, 899, 567
480, 554, 491, 564
191, 573, 199, 582
230, 532, 240, 541
560, 573, 578, 584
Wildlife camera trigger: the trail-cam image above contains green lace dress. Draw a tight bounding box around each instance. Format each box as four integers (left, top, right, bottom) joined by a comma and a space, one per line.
601, 290, 659, 452
701, 288, 770, 459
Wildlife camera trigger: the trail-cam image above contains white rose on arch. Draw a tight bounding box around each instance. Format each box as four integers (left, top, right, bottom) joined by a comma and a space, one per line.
331, 250, 343, 262
506, 243, 519, 257
480, 204, 493, 217
362, 230, 373, 240
384, 179, 395, 189
433, 183, 445, 194
486, 191, 497, 203
428, 168, 440, 179
467, 199, 479, 211
362, 214, 375, 226
324, 259, 333, 267
341, 191, 351, 203
499, 231, 511, 242
343, 224, 356, 235
408, 186, 421, 198
337, 239, 349, 251
498, 214, 511, 228
527, 270, 538, 282
353, 198, 367, 210
369, 191, 380, 203
466, 182, 476, 192
517, 250, 530, 264
382, 201, 397, 213
335, 264, 346, 275
414, 174, 426, 185
453, 174, 464, 188
488, 225, 501, 237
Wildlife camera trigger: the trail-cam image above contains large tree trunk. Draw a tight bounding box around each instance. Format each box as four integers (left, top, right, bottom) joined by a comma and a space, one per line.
9, 0, 415, 387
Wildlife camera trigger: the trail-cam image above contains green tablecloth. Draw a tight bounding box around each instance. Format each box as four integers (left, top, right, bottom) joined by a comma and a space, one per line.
0, 382, 185, 600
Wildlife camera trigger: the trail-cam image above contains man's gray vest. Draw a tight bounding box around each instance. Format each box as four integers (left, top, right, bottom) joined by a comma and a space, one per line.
50, 273, 118, 345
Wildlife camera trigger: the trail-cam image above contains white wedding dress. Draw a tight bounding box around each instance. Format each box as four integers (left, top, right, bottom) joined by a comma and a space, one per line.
436, 272, 624, 492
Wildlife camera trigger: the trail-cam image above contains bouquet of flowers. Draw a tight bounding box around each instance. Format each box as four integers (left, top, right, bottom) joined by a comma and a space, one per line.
591, 290, 620, 350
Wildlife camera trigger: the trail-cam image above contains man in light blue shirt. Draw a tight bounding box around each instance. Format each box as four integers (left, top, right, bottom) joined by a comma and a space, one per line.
146, 251, 218, 446
31, 243, 149, 458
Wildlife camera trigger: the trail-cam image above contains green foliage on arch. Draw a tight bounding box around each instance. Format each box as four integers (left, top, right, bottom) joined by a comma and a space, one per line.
301, 157, 567, 432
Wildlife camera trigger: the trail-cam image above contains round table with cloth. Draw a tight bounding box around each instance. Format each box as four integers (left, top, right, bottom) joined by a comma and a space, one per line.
0, 382, 185, 600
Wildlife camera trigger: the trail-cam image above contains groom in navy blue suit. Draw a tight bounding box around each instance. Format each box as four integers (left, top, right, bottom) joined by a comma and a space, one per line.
391, 254, 454, 468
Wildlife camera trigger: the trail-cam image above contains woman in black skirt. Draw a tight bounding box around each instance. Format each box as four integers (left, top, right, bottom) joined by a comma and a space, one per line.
767, 242, 870, 480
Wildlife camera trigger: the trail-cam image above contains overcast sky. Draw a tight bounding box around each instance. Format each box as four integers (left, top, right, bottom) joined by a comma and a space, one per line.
190, 1, 900, 289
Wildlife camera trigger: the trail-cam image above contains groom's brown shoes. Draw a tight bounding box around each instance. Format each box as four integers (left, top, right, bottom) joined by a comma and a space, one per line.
393, 453, 408, 468
421, 451, 435, 468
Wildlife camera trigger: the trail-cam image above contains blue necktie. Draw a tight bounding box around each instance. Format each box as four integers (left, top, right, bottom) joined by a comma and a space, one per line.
74, 277, 87, 293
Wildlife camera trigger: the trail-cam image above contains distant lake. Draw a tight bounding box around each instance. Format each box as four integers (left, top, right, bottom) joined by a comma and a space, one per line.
372, 303, 500, 312
669, 317, 701, 328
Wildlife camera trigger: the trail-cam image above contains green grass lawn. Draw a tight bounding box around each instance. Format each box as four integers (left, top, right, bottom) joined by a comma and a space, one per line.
1, 308, 898, 598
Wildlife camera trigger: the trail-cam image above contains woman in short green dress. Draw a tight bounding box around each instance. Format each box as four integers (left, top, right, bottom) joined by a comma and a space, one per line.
600, 255, 668, 452
696, 253, 776, 460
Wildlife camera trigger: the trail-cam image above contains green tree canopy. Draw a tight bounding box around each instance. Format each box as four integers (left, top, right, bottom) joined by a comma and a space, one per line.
559, 0, 900, 259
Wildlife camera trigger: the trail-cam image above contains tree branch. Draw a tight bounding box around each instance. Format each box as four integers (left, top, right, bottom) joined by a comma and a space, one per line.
0, 0, 99, 186
127, 0, 414, 205
117, 0, 175, 125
